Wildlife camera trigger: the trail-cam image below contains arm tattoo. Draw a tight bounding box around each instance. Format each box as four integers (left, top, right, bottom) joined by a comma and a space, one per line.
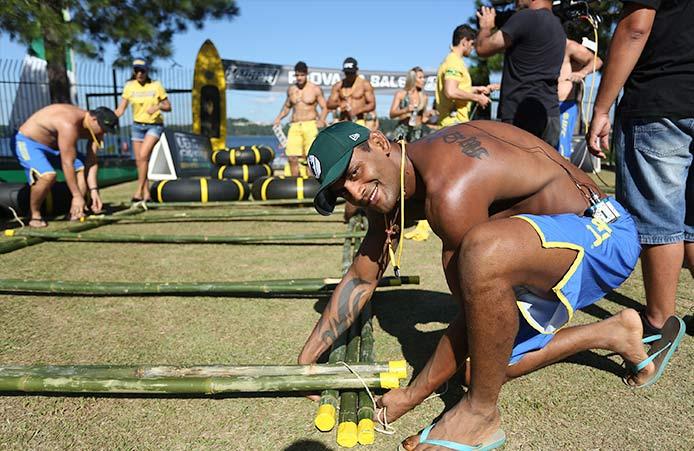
442, 131, 489, 159
318, 277, 370, 346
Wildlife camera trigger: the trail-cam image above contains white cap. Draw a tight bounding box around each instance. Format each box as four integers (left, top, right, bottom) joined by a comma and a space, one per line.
581, 37, 597, 53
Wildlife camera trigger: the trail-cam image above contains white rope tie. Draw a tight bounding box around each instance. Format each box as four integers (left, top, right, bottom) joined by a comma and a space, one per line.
334, 362, 451, 436
337, 361, 396, 435
8, 206, 25, 228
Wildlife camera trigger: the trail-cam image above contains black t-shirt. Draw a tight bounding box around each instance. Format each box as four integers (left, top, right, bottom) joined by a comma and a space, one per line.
619, 0, 694, 118
498, 8, 566, 121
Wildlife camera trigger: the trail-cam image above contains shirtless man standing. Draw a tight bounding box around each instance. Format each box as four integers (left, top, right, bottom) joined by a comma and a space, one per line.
13, 105, 118, 226
299, 121, 685, 449
327, 57, 377, 130
557, 38, 602, 158
274, 61, 328, 177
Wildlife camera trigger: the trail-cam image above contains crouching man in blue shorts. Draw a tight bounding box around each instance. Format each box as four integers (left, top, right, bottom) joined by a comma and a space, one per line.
297, 121, 687, 450
13, 104, 118, 227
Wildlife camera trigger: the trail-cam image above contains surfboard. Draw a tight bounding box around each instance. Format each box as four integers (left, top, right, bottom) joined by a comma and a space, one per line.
192, 40, 227, 151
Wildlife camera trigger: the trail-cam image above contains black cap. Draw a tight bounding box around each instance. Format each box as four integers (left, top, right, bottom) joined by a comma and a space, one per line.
90, 107, 118, 133
342, 57, 358, 73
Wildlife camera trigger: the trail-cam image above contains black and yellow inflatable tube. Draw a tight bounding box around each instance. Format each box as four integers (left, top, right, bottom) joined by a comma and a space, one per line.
211, 145, 275, 166
251, 176, 320, 201
150, 178, 250, 203
0, 182, 71, 217
213, 164, 272, 183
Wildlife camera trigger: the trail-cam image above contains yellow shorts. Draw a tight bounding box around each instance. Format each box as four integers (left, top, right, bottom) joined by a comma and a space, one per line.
286, 120, 318, 157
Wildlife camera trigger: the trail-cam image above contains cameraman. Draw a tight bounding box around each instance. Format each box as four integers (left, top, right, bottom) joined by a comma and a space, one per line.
476, 0, 566, 147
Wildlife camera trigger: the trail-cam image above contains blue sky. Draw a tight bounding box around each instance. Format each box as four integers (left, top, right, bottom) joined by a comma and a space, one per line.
1, 0, 485, 122
1, 1, 600, 123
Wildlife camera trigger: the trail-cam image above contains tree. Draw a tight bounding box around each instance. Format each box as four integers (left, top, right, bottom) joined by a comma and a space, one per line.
0, 0, 239, 103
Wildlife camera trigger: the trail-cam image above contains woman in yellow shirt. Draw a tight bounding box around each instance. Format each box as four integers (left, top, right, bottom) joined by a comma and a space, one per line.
115, 59, 171, 202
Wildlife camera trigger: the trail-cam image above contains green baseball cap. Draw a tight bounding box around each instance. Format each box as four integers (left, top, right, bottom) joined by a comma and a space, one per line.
307, 122, 370, 215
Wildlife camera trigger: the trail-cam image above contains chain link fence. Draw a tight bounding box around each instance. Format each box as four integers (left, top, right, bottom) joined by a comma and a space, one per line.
0, 57, 194, 158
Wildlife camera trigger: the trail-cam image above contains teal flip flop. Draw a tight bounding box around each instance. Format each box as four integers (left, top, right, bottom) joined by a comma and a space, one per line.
401, 422, 506, 450
625, 315, 686, 389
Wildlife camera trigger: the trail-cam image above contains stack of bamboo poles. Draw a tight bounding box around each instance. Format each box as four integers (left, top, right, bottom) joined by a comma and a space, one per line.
315, 215, 409, 447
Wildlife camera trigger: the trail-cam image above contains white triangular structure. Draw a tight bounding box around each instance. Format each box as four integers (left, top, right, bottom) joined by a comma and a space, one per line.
147, 133, 178, 180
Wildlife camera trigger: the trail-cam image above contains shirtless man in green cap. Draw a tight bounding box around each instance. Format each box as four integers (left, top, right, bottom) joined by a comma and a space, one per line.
298, 121, 685, 450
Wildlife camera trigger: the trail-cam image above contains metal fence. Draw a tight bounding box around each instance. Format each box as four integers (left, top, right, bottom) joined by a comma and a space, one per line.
0, 58, 194, 158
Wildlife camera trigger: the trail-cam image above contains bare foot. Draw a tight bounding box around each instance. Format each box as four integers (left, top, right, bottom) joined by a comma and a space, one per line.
375, 387, 421, 426
610, 309, 656, 386
407, 396, 501, 450
29, 218, 47, 228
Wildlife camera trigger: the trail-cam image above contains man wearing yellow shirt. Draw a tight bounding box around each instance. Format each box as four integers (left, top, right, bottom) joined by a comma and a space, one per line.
115, 58, 171, 202
436, 25, 493, 127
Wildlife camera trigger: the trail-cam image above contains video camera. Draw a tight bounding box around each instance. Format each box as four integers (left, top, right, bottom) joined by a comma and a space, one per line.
488, 0, 599, 28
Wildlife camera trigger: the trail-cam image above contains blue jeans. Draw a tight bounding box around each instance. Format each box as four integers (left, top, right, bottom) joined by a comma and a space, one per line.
131, 122, 164, 141
614, 116, 694, 245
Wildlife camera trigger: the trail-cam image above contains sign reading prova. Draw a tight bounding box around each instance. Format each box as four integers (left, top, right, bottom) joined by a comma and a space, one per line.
223, 59, 435, 94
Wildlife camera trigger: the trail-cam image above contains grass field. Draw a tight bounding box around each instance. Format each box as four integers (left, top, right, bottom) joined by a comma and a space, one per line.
0, 178, 691, 450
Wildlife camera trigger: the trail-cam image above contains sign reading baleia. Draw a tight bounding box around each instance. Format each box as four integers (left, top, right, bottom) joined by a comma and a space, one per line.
222, 59, 435, 94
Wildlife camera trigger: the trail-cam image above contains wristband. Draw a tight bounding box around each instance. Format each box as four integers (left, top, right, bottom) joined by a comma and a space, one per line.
89, 187, 99, 191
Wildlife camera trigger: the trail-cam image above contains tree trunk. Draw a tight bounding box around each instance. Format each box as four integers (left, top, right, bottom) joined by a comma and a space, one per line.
42, 1, 71, 104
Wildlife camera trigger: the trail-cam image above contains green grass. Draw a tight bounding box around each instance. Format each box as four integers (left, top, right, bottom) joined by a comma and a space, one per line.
0, 179, 691, 450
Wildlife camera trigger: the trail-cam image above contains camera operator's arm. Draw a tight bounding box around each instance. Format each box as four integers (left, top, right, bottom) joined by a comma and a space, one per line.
587, 3, 656, 156
476, 6, 510, 57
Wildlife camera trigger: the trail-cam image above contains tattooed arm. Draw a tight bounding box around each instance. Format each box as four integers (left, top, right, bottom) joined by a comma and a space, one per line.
298, 212, 391, 364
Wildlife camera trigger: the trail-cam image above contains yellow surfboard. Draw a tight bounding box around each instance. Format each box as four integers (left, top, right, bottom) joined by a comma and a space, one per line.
192, 40, 227, 151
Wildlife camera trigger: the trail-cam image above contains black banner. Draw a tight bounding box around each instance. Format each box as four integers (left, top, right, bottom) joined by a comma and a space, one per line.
223, 59, 436, 94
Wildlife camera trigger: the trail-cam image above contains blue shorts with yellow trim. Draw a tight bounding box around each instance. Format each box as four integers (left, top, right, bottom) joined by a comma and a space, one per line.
13, 132, 84, 185
509, 198, 640, 364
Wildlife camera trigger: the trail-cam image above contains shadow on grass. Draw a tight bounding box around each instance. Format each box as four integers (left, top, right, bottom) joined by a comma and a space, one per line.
579, 291, 644, 323
284, 440, 331, 451
604, 290, 644, 310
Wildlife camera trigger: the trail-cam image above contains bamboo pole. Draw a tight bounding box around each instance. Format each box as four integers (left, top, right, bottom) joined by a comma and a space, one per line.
336, 318, 361, 448
118, 199, 324, 209
353, 215, 367, 259
0, 363, 400, 379
0, 370, 393, 394
0, 276, 419, 296
4, 229, 366, 245
92, 209, 326, 222
357, 302, 376, 445
315, 331, 347, 432
0, 206, 145, 254
342, 216, 358, 275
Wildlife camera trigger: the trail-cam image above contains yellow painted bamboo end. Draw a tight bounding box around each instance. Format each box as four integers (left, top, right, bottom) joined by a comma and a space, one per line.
314, 404, 336, 432
357, 418, 375, 445
379, 372, 400, 389
388, 360, 407, 379
336, 421, 358, 448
